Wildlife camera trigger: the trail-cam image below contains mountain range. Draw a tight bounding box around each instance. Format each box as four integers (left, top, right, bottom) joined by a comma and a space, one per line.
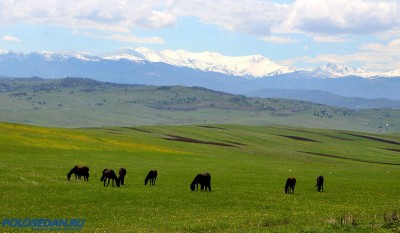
1, 48, 400, 101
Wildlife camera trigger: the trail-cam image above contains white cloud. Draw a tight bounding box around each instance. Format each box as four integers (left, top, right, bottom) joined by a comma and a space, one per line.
2, 35, 21, 42
0, 0, 399, 45
0, 0, 177, 32
260, 35, 297, 44
312, 35, 349, 43
280, 38, 400, 71
284, 0, 400, 35
73, 30, 165, 44
106, 34, 165, 44
133, 10, 176, 29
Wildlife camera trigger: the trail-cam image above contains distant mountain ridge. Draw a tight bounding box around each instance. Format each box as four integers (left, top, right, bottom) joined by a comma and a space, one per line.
2, 48, 399, 78
246, 88, 400, 109
1, 48, 400, 101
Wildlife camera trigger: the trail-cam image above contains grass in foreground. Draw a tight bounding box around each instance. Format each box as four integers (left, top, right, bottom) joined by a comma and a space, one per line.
0, 123, 399, 232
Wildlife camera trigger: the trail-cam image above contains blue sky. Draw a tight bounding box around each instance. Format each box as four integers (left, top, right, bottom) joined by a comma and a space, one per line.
1, 0, 400, 72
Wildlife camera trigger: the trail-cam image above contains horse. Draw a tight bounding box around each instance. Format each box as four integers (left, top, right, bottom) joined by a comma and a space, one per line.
190, 172, 211, 191
67, 166, 89, 181
100, 169, 120, 187
144, 170, 157, 186
315, 175, 324, 192
119, 168, 127, 185
284, 177, 296, 194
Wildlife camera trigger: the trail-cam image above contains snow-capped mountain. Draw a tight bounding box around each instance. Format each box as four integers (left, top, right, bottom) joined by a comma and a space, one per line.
1, 48, 400, 100
381, 69, 400, 78
101, 47, 298, 78
313, 63, 378, 78
2, 47, 398, 79
35, 50, 100, 62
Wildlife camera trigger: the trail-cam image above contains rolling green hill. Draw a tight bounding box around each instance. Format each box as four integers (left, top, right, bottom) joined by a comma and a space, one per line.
0, 122, 399, 232
1, 77, 400, 133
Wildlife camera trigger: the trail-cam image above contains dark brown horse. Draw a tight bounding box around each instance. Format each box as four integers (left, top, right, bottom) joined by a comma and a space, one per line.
284, 177, 296, 194
315, 175, 324, 192
190, 173, 211, 191
144, 170, 158, 186
119, 168, 127, 185
100, 169, 120, 187
67, 166, 89, 181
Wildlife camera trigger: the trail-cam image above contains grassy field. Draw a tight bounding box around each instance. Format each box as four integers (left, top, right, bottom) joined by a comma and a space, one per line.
0, 122, 399, 232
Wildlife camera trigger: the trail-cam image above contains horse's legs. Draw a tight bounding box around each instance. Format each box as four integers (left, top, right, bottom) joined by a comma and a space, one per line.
103, 179, 106, 187
200, 184, 205, 191
107, 178, 111, 187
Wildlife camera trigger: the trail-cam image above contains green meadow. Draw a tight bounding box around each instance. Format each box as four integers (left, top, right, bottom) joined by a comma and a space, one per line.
0, 122, 399, 232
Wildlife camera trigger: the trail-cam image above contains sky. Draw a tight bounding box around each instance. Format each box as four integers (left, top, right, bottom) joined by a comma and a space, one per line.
1, 0, 400, 72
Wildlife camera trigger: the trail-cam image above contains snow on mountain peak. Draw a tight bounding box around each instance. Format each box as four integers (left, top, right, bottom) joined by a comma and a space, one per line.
35, 50, 98, 61
0, 49, 13, 55
6, 47, 397, 79
116, 48, 297, 78
314, 63, 377, 78
100, 49, 144, 62
381, 69, 400, 78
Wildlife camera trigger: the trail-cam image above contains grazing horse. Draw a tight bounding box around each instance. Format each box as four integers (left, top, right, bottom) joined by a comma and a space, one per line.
190, 173, 211, 191
119, 168, 127, 185
315, 175, 324, 192
67, 166, 89, 181
100, 169, 120, 187
144, 170, 158, 186
284, 177, 296, 194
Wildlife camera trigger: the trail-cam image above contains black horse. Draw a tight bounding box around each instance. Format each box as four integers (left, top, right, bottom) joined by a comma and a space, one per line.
119, 168, 127, 185
100, 169, 120, 187
190, 173, 211, 191
315, 175, 324, 192
144, 170, 158, 185
67, 166, 89, 181
284, 177, 296, 194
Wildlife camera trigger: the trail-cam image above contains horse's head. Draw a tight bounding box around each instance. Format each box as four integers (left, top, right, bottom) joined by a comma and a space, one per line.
67, 173, 71, 181
116, 178, 121, 187
190, 183, 195, 191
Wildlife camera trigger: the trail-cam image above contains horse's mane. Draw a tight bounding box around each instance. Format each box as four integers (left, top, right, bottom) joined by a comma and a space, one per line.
67, 166, 76, 177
